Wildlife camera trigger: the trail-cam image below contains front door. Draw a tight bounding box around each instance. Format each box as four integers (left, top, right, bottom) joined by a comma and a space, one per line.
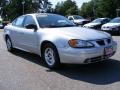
20, 15, 39, 53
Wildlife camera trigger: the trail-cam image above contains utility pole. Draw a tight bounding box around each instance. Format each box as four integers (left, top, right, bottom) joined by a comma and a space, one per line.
22, 1, 25, 14
92, 0, 96, 19
0, 7, 2, 15
116, 8, 120, 17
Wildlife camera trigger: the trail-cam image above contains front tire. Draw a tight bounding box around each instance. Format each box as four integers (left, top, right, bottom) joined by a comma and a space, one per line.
6, 37, 14, 52
42, 43, 61, 69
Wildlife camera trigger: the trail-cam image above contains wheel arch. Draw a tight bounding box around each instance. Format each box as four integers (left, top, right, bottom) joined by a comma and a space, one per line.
40, 40, 61, 69
40, 40, 58, 55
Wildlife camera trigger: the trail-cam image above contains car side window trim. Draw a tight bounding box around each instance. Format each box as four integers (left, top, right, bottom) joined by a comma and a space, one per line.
23, 15, 38, 30
12, 16, 25, 28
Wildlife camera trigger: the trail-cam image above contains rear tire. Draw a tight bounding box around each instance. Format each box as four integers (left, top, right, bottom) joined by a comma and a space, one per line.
6, 37, 14, 52
42, 43, 61, 69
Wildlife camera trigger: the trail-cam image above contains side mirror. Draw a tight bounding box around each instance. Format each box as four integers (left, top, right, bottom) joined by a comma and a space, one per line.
25, 24, 37, 31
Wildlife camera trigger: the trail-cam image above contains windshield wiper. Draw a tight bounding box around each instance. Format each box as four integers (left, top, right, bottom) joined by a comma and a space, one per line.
61, 24, 76, 27
41, 24, 76, 28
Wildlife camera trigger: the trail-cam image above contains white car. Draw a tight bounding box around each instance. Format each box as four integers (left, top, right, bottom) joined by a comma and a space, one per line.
101, 17, 120, 35
68, 15, 90, 26
3, 13, 117, 69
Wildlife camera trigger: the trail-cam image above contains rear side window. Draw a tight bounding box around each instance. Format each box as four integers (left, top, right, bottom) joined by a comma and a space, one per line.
12, 16, 25, 27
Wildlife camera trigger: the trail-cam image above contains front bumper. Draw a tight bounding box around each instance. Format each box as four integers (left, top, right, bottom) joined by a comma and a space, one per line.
101, 27, 120, 34
102, 30, 120, 34
58, 41, 117, 64
84, 25, 101, 30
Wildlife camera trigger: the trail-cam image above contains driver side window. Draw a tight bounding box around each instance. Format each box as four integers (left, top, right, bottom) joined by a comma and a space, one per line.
23, 15, 36, 27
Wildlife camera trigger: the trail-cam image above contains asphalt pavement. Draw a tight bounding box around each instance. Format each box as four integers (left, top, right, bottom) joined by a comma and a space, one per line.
0, 30, 120, 90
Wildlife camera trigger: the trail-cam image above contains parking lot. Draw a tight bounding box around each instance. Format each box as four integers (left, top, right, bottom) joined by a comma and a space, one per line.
0, 30, 120, 90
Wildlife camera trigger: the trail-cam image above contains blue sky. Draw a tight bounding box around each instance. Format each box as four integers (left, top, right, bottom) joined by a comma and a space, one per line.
49, 0, 91, 8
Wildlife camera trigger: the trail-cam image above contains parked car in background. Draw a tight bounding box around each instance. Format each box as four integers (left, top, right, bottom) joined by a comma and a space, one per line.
0, 23, 3, 29
68, 15, 90, 26
83, 18, 110, 30
2, 21, 10, 28
4, 13, 117, 69
0, 16, 3, 29
101, 17, 120, 35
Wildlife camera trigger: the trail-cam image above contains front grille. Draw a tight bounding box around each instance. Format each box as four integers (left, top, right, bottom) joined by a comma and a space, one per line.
96, 38, 112, 46
96, 40, 105, 46
90, 56, 103, 63
107, 39, 111, 44
84, 56, 103, 63
84, 51, 115, 64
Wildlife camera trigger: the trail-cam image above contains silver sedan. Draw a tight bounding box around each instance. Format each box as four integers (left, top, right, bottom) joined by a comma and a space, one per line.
3, 13, 117, 69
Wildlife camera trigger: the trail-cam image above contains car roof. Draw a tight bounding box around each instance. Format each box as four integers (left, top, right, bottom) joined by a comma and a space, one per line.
96, 18, 109, 20
114, 17, 120, 19
68, 15, 82, 17
25, 13, 58, 17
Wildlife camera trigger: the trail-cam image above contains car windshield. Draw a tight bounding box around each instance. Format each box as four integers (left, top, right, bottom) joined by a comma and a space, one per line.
92, 18, 103, 23
110, 18, 120, 23
36, 14, 76, 28
73, 15, 83, 19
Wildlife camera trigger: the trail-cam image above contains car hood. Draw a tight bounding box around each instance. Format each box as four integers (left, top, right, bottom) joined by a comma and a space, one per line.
42, 27, 110, 40
102, 23, 120, 27
84, 23, 101, 27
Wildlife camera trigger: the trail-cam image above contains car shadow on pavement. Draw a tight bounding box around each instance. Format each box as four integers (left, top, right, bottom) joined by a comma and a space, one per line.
12, 49, 120, 85
54, 60, 120, 85
11, 49, 46, 67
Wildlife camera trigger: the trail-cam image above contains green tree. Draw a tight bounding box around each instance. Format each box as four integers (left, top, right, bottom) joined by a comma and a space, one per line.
80, 0, 120, 19
1, 0, 52, 21
1, 0, 36, 20
54, 2, 64, 15
54, 0, 78, 16
79, 2, 93, 19
96, 0, 116, 18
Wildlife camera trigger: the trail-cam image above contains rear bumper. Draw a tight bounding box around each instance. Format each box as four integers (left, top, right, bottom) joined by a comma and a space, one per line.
58, 41, 117, 64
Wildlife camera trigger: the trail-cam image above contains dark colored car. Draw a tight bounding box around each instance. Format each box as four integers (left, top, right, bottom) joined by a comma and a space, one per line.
84, 18, 110, 30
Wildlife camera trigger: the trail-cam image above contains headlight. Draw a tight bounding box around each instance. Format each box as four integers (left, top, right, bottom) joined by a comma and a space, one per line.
68, 39, 94, 48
